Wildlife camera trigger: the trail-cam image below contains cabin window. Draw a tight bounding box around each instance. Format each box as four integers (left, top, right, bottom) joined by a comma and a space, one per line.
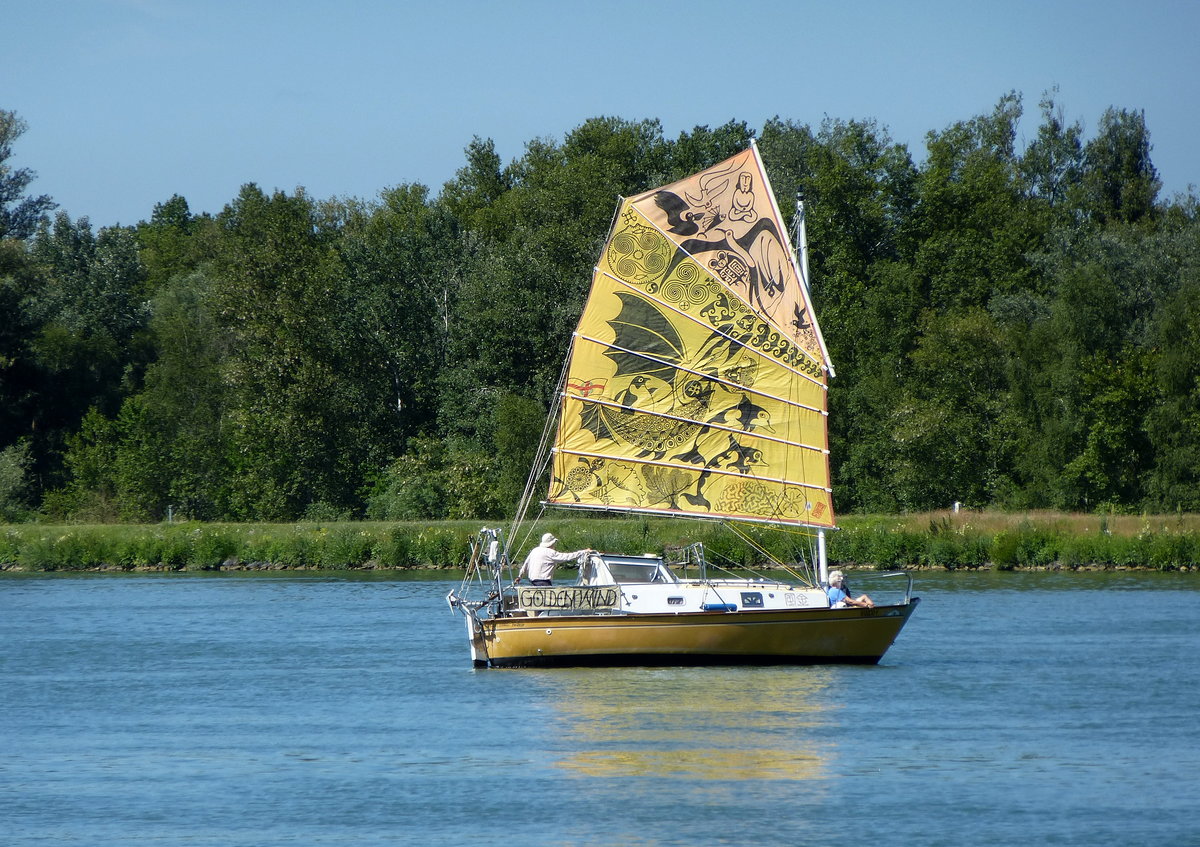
667, 596, 684, 606
740, 592, 764, 608
607, 562, 664, 583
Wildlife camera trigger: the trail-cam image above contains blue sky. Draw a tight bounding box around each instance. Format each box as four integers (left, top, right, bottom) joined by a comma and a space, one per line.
7, 0, 1199, 227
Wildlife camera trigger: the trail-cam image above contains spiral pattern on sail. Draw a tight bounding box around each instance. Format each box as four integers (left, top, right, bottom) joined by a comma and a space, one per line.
608, 228, 671, 281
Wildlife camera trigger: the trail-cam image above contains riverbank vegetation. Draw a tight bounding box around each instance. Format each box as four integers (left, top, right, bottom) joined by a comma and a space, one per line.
1, 511, 1196, 573
1, 96, 1198, 526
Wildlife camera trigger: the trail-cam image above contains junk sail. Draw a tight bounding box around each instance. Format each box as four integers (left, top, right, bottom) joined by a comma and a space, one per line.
548, 143, 835, 528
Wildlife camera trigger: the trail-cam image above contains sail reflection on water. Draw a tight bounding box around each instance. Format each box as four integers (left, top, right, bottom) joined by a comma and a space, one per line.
544, 667, 837, 781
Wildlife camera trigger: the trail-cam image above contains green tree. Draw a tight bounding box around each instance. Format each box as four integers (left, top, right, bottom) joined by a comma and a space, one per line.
47, 407, 121, 521
215, 184, 417, 519
136, 195, 219, 293
0, 240, 43, 448
1054, 348, 1152, 509
120, 268, 232, 520
759, 117, 918, 512
0, 110, 55, 239
215, 185, 351, 518
439, 137, 512, 238
1019, 89, 1085, 210
1079, 107, 1160, 225
0, 439, 32, 519
492, 391, 549, 513
20, 215, 150, 500
1143, 217, 1200, 510
667, 120, 754, 179
338, 183, 453, 446
890, 307, 1011, 509
911, 93, 1043, 309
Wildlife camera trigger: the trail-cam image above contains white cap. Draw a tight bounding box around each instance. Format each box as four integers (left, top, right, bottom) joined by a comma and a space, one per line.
540, 533, 558, 546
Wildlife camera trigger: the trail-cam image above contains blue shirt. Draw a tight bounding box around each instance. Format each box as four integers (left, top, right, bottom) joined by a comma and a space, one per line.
826, 585, 849, 605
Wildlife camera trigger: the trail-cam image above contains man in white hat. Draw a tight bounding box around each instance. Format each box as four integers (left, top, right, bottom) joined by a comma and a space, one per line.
515, 533, 594, 586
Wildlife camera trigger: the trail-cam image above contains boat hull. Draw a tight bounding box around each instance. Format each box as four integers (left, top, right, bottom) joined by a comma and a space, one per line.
476, 598, 919, 667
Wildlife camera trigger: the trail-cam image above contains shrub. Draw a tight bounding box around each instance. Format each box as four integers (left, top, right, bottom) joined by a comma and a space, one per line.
314, 526, 374, 568
1059, 533, 1101, 568
263, 527, 315, 567
1110, 533, 1150, 567
990, 530, 1021, 570
187, 527, 239, 570
373, 526, 417, 568
1147, 532, 1195, 571
925, 533, 963, 569
0, 528, 21, 564
412, 526, 467, 567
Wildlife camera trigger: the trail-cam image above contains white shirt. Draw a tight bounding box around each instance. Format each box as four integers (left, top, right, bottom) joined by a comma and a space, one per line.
518, 543, 587, 581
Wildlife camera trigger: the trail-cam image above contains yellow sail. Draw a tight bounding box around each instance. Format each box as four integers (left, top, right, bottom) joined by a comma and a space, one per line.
548, 144, 834, 528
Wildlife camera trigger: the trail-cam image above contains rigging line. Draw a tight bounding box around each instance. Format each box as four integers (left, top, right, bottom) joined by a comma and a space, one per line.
700, 546, 759, 582
762, 521, 824, 579
457, 535, 476, 596
509, 325, 571, 565
766, 523, 821, 540
723, 521, 779, 565
723, 521, 808, 584
508, 503, 548, 584
511, 353, 570, 546
701, 532, 780, 586
766, 521, 818, 583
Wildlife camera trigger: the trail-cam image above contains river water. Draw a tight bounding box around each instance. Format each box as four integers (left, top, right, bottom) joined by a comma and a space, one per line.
2, 569, 1196, 846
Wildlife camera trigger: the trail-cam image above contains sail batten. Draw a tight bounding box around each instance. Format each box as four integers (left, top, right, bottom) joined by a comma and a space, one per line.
553, 447, 832, 492
573, 334, 829, 416
548, 147, 836, 529
543, 499, 834, 529
560, 392, 830, 456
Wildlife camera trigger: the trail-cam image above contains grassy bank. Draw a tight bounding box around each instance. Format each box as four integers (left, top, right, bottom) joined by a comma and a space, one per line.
0, 511, 1197, 573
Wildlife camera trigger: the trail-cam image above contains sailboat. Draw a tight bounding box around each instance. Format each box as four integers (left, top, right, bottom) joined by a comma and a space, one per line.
447, 142, 918, 667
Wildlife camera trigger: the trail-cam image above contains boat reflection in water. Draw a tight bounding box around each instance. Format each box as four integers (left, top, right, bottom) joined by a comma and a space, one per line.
541, 666, 836, 781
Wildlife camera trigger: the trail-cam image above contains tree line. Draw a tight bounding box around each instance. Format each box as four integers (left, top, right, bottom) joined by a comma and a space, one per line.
0, 92, 1197, 524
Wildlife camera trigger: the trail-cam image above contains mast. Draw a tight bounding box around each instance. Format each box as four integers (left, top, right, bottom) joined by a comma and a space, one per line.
790, 188, 833, 378
794, 193, 811, 297
795, 191, 831, 582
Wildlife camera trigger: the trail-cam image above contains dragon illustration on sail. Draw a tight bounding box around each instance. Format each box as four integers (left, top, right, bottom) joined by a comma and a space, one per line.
571, 292, 773, 511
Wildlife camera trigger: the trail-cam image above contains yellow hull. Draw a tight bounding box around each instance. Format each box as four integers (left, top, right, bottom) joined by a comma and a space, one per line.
477, 599, 919, 667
